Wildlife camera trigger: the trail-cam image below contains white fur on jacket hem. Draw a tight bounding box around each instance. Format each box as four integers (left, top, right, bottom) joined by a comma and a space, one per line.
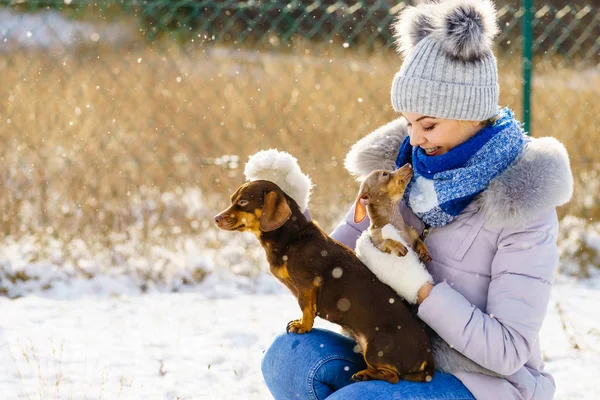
355, 227, 432, 304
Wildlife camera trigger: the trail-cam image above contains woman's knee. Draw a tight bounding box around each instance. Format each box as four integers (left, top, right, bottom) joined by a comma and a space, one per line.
261, 331, 299, 380
261, 328, 365, 399
262, 328, 355, 379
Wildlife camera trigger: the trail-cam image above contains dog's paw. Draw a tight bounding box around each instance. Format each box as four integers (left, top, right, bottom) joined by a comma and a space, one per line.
418, 251, 432, 264
396, 245, 408, 257
413, 238, 432, 263
380, 239, 408, 257
351, 369, 372, 382
286, 319, 312, 334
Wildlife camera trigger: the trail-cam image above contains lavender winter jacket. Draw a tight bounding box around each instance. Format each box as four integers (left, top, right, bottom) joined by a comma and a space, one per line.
330, 118, 573, 400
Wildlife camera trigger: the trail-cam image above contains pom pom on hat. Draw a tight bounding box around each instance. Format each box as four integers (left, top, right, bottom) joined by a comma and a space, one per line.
244, 149, 312, 212
435, 0, 498, 61
392, 2, 438, 58
393, 0, 498, 62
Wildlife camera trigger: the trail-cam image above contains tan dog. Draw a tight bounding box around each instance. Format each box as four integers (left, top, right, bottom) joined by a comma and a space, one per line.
351, 164, 504, 379
353, 163, 431, 264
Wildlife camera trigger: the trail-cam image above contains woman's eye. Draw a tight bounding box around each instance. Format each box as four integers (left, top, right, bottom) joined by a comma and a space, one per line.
238, 199, 249, 206
423, 125, 435, 132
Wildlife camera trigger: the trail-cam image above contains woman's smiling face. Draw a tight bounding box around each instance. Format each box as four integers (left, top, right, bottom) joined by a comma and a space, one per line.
403, 112, 484, 156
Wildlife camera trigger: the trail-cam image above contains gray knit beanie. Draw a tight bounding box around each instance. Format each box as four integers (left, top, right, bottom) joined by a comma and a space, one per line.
391, 0, 500, 121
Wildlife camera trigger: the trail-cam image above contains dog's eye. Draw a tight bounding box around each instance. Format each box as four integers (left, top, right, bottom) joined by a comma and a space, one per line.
381, 172, 389, 178
238, 199, 249, 207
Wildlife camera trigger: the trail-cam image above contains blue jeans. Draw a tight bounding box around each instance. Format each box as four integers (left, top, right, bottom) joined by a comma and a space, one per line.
261, 328, 475, 400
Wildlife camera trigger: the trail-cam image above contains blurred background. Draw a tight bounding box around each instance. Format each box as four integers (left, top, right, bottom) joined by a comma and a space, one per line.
1, 0, 599, 295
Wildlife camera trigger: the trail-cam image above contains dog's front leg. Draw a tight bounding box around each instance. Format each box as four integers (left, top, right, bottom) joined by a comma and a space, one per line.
286, 286, 318, 334
408, 228, 432, 263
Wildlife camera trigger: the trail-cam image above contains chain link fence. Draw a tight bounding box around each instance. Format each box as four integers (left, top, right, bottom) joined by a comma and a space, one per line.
0, 1, 599, 286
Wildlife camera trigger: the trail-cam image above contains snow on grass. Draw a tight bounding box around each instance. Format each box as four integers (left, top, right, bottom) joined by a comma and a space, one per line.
540, 275, 600, 399
0, 276, 599, 399
0, 290, 334, 399
0, 225, 275, 300
558, 216, 600, 278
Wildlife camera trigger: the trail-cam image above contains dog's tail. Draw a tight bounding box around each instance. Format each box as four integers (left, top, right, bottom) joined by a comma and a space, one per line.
430, 333, 503, 378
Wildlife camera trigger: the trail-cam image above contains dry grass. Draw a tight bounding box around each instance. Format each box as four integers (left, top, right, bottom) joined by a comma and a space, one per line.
1, 38, 598, 256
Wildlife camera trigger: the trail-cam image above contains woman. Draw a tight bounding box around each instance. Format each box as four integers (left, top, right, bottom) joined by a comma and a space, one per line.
261, 0, 573, 399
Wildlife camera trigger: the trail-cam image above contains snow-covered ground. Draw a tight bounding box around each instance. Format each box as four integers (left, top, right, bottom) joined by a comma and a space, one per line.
0, 272, 599, 399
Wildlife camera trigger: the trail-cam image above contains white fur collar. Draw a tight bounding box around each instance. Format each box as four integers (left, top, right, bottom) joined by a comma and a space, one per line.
344, 117, 573, 227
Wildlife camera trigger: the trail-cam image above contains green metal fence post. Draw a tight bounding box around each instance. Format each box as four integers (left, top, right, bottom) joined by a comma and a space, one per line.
522, 0, 533, 135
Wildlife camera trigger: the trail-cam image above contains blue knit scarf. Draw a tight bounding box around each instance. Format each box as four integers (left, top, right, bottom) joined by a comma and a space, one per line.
395, 108, 526, 227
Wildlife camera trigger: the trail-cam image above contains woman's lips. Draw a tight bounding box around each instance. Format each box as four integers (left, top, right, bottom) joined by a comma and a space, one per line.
423, 146, 441, 156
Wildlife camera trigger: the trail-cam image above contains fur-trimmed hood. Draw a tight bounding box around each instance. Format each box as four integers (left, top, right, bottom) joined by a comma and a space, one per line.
344, 117, 573, 227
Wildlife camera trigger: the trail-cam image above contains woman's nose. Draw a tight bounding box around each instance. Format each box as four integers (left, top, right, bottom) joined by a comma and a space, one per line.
409, 130, 425, 147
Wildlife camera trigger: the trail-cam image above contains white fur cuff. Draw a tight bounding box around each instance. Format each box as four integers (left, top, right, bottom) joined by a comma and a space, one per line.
355, 229, 432, 304
381, 224, 408, 246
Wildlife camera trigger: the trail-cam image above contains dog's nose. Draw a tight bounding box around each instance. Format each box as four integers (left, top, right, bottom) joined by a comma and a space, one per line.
214, 214, 224, 224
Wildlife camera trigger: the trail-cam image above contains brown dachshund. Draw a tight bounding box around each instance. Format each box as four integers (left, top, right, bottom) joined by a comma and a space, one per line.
214, 180, 434, 383
353, 164, 432, 264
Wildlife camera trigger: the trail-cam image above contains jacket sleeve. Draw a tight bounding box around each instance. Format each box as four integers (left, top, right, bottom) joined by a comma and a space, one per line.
417, 211, 560, 376
329, 203, 371, 250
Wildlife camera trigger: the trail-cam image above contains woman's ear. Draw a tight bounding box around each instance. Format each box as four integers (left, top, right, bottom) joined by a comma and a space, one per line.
260, 190, 292, 232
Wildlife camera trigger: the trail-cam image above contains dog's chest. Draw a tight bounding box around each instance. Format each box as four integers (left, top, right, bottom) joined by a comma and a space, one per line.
269, 262, 305, 297
261, 240, 294, 283
269, 263, 290, 281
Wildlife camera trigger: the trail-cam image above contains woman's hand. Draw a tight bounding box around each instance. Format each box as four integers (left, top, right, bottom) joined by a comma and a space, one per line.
417, 282, 434, 305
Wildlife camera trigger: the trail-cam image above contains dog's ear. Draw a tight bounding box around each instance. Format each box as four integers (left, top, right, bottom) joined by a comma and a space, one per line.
260, 190, 292, 232
353, 194, 367, 223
